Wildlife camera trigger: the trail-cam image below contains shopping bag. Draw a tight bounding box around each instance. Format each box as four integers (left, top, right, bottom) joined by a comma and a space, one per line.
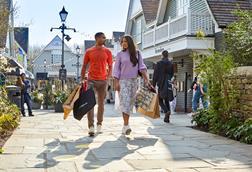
73, 85, 96, 121
63, 84, 81, 120
114, 91, 120, 111
135, 86, 156, 111
137, 93, 160, 119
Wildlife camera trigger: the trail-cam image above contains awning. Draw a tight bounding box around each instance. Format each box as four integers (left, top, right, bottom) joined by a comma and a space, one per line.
25, 70, 34, 79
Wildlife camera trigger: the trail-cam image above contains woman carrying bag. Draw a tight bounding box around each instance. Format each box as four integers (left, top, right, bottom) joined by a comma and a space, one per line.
113, 35, 150, 135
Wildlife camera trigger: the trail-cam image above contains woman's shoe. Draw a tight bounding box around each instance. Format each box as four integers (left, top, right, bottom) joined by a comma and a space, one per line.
122, 125, 131, 135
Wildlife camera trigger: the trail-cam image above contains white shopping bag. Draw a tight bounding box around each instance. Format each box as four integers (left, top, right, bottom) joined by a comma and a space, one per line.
114, 91, 120, 111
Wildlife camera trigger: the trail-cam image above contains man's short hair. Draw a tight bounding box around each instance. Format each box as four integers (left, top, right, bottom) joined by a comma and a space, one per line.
95, 32, 105, 39
162, 50, 169, 58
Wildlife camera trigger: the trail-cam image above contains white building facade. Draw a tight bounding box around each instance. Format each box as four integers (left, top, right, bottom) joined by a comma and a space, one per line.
125, 0, 215, 112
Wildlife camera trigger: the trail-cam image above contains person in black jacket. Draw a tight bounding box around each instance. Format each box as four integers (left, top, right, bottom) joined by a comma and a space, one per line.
152, 50, 174, 123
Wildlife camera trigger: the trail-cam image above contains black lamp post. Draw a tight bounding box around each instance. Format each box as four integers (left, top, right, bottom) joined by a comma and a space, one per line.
50, 6, 76, 91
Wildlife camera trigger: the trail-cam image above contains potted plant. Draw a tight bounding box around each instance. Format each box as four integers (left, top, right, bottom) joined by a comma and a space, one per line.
42, 83, 54, 110
31, 90, 43, 109
54, 91, 68, 112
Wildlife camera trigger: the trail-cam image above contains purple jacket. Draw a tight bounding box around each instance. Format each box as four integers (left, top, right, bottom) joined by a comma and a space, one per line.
113, 50, 147, 80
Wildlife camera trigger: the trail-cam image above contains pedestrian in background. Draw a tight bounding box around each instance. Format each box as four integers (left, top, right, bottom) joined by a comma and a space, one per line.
170, 76, 178, 112
113, 35, 149, 135
17, 73, 34, 117
192, 77, 208, 113
81, 32, 113, 136
152, 50, 174, 123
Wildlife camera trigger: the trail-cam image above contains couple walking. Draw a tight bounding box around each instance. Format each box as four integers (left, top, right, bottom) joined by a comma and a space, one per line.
81, 32, 173, 137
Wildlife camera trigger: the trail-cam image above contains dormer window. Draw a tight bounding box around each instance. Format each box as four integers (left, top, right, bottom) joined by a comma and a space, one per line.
177, 0, 189, 16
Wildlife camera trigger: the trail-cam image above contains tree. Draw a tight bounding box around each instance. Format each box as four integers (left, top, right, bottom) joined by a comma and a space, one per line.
225, 10, 252, 66
0, 0, 10, 48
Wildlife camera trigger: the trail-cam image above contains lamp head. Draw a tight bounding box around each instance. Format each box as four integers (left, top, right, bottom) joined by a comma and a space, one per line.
65, 35, 71, 41
59, 6, 68, 22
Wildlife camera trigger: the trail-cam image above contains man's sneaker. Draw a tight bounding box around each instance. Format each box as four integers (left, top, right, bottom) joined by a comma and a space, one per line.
88, 126, 95, 137
97, 125, 102, 134
29, 114, 34, 117
122, 125, 131, 135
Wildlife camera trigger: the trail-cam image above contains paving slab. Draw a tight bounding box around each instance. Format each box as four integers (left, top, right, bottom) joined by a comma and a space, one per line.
0, 104, 251, 171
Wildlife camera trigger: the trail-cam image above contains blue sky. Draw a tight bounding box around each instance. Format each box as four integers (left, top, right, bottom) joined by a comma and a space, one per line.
13, 0, 130, 47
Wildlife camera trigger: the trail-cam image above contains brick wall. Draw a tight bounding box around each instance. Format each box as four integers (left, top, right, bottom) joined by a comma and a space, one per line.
232, 66, 252, 118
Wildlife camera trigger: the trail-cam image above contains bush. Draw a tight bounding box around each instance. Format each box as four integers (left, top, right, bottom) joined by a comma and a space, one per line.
31, 90, 43, 104
54, 91, 68, 104
192, 49, 251, 144
0, 86, 20, 150
225, 10, 252, 66
42, 83, 54, 106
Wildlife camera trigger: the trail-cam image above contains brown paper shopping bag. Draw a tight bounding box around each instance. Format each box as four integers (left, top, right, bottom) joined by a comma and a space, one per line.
137, 93, 160, 119
63, 85, 81, 119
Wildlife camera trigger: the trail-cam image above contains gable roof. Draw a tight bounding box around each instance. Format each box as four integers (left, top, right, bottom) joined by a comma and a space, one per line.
140, 0, 160, 24
43, 35, 71, 51
84, 40, 95, 51
206, 0, 252, 28
14, 27, 29, 54
112, 31, 124, 42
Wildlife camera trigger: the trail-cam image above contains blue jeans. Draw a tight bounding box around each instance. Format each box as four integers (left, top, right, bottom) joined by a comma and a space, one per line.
192, 94, 208, 112
21, 93, 32, 115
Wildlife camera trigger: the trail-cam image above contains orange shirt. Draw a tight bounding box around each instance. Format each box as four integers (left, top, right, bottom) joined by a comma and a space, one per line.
82, 46, 112, 81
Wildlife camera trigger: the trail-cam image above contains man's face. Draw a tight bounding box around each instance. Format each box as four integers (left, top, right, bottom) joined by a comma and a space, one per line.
96, 34, 106, 46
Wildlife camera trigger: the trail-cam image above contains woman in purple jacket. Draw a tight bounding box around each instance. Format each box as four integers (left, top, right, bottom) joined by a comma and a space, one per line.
113, 35, 150, 135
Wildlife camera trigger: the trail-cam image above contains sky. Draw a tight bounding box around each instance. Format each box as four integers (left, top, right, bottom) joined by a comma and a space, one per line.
13, 0, 130, 47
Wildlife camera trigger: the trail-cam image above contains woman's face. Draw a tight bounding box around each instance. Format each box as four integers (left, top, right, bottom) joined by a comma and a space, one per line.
121, 38, 128, 50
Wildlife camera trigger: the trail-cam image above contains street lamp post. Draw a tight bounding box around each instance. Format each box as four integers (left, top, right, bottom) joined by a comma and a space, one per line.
50, 6, 76, 91
72, 46, 81, 83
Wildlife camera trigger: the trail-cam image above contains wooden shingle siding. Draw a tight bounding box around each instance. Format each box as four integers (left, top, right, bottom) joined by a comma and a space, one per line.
164, 0, 177, 21
206, 0, 252, 28
140, 0, 160, 24
214, 31, 225, 51
173, 56, 193, 112
190, 0, 209, 13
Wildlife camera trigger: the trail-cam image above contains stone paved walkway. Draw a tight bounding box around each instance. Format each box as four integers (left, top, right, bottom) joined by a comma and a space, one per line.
0, 104, 252, 172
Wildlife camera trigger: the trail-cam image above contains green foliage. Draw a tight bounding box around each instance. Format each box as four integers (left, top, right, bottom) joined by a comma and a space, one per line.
0, 86, 20, 137
42, 83, 54, 106
191, 109, 213, 130
192, 50, 251, 144
193, 51, 238, 119
0, 148, 3, 154
53, 91, 68, 104
232, 118, 252, 144
31, 90, 43, 104
225, 10, 252, 66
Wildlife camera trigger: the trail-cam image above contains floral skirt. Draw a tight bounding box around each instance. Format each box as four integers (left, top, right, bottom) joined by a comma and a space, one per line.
119, 78, 138, 115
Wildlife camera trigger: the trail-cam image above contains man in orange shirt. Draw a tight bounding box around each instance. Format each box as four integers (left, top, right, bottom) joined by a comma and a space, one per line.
81, 32, 113, 136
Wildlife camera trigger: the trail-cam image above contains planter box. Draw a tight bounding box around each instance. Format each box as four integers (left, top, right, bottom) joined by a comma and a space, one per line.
54, 102, 64, 112
31, 102, 41, 109
43, 104, 54, 110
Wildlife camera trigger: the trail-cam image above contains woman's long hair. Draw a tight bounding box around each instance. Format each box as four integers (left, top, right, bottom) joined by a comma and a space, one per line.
121, 35, 138, 67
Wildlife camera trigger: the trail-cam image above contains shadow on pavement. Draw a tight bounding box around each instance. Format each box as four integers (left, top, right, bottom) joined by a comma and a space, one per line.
82, 135, 158, 170
34, 137, 94, 168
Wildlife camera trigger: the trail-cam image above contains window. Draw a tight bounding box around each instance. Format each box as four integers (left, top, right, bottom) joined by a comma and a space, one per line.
136, 19, 142, 43
177, 0, 189, 16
